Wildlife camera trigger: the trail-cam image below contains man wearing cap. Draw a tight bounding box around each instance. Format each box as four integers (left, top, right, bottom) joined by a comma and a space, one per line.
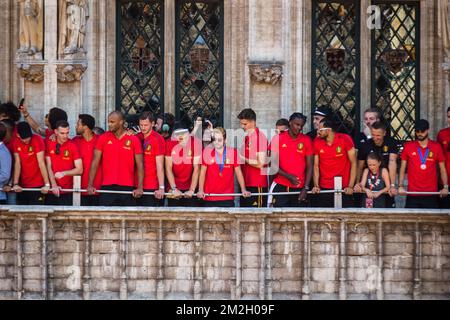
269, 113, 313, 207
45, 120, 83, 206
11, 122, 50, 205
307, 105, 333, 140
437, 107, 450, 208
312, 117, 357, 207
165, 121, 202, 207
136, 111, 165, 206
237, 108, 269, 208
399, 119, 448, 208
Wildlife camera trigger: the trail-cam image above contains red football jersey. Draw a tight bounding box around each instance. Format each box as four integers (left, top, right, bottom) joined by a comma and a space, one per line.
202, 146, 239, 201
165, 137, 202, 190
437, 127, 450, 184
270, 131, 313, 188
95, 132, 143, 187
137, 131, 165, 190
14, 134, 45, 188
241, 128, 268, 188
46, 139, 81, 191
73, 135, 102, 195
313, 133, 355, 189
401, 140, 445, 193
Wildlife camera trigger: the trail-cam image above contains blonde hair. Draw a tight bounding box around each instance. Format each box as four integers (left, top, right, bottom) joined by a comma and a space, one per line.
212, 127, 226, 140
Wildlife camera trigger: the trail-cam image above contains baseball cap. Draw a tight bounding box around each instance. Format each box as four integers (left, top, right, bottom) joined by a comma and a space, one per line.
17, 121, 33, 139
313, 105, 333, 117
415, 119, 429, 132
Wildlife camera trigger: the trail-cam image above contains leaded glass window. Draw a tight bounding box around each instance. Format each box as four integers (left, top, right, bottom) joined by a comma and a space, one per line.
117, 0, 164, 122
372, 2, 419, 141
176, 0, 224, 127
312, 0, 360, 135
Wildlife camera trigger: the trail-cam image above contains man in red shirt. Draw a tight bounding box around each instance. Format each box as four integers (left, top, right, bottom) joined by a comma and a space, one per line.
437, 107, 450, 209
135, 112, 165, 206
237, 108, 269, 207
165, 121, 201, 207
87, 111, 144, 206
11, 122, 50, 205
312, 117, 357, 207
269, 113, 313, 207
45, 120, 83, 206
399, 119, 448, 208
73, 114, 102, 206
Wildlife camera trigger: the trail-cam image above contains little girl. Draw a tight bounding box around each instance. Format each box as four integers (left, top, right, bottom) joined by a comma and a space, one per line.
360, 152, 391, 208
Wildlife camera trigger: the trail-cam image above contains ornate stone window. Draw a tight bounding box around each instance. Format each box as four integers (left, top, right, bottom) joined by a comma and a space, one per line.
176, 0, 224, 126
116, 0, 164, 123
371, 2, 419, 141
311, 0, 361, 135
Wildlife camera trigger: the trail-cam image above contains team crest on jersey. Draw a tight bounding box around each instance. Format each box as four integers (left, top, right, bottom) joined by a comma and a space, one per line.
383, 146, 389, 153
297, 143, 304, 150
428, 151, 434, 158
125, 140, 132, 147
28, 146, 34, 153
336, 146, 342, 154
188, 150, 192, 157
146, 144, 152, 152
226, 158, 231, 165
64, 150, 70, 158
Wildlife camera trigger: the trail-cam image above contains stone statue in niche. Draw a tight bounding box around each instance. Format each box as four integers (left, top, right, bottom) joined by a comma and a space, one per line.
58, 0, 89, 58
18, 0, 44, 59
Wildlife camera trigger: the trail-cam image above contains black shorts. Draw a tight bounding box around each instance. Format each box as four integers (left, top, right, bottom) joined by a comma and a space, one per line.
439, 195, 450, 209
240, 187, 267, 208
168, 192, 200, 207
81, 195, 100, 206
203, 200, 235, 208
45, 193, 73, 206
136, 190, 160, 207
271, 184, 308, 208
406, 196, 439, 209
99, 185, 136, 207
17, 190, 45, 205
311, 189, 355, 208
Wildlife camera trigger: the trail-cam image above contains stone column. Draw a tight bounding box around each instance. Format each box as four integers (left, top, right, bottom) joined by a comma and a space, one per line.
44, 0, 58, 116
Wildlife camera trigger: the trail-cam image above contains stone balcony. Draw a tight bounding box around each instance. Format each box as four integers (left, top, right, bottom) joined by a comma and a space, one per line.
0, 206, 449, 300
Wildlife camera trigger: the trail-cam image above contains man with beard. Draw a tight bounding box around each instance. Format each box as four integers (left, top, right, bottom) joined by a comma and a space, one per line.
73, 114, 102, 206
87, 111, 144, 206
354, 108, 382, 150
269, 113, 313, 207
399, 119, 448, 208
312, 117, 357, 207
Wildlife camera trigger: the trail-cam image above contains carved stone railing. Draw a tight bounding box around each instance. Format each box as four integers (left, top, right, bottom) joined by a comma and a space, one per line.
0, 207, 449, 300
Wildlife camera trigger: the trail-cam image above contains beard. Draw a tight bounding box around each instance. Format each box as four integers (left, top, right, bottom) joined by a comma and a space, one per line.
416, 134, 428, 141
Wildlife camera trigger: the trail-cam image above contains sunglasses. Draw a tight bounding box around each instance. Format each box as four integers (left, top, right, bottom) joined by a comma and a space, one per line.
55, 143, 61, 155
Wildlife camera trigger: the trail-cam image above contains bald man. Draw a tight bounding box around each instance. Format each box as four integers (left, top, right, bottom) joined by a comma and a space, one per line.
87, 111, 144, 206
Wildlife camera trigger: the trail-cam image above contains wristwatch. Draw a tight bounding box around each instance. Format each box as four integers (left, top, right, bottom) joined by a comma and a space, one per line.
159, 185, 165, 190
444, 184, 449, 190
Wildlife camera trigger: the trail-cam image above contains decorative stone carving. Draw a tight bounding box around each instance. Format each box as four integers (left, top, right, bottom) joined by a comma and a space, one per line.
248, 62, 283, 85
56, 63, 87, 82
58, 0, 89, 59
17, 63, 45, 83
17, 0, 44, 60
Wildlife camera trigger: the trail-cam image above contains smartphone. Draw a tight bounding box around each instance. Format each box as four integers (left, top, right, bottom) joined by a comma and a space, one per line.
18, 98, 25, 110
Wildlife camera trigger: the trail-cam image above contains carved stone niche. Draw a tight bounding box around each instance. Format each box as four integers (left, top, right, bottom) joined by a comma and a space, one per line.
16, 62, 45, 83
56, 63, 87, 83
248, 62, 284, 85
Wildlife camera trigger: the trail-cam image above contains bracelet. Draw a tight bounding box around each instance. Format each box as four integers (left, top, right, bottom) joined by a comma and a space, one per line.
159, 185, 165, 189
444, 185, 449, 190
390, 184, 396, 187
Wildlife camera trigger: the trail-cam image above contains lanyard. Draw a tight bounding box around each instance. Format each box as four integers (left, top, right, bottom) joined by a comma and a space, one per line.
368, 170, 380, 191
417, 147, 429, 166
215, 147, 227, 176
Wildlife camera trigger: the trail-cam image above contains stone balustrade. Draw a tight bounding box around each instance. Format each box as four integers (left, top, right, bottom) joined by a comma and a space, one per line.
0, 206, 449, 300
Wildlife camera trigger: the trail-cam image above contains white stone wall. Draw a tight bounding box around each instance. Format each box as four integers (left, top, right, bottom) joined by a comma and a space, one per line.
0, 0, 449, 137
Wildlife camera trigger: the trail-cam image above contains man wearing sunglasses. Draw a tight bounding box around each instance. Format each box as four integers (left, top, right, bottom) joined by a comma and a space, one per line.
399, 119, 448, 208
45, 120, 83, 205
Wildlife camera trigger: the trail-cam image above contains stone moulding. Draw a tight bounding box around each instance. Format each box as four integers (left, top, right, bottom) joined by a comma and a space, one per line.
56, 62, 88, 83
248, 62, 284, 85
16, 62, 45, 83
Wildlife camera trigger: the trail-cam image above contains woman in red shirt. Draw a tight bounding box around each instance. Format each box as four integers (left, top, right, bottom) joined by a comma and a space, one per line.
197, 128, 251, 207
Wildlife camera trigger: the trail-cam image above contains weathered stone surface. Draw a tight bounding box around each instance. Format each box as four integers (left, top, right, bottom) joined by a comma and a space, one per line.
0, 207, 449, 300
